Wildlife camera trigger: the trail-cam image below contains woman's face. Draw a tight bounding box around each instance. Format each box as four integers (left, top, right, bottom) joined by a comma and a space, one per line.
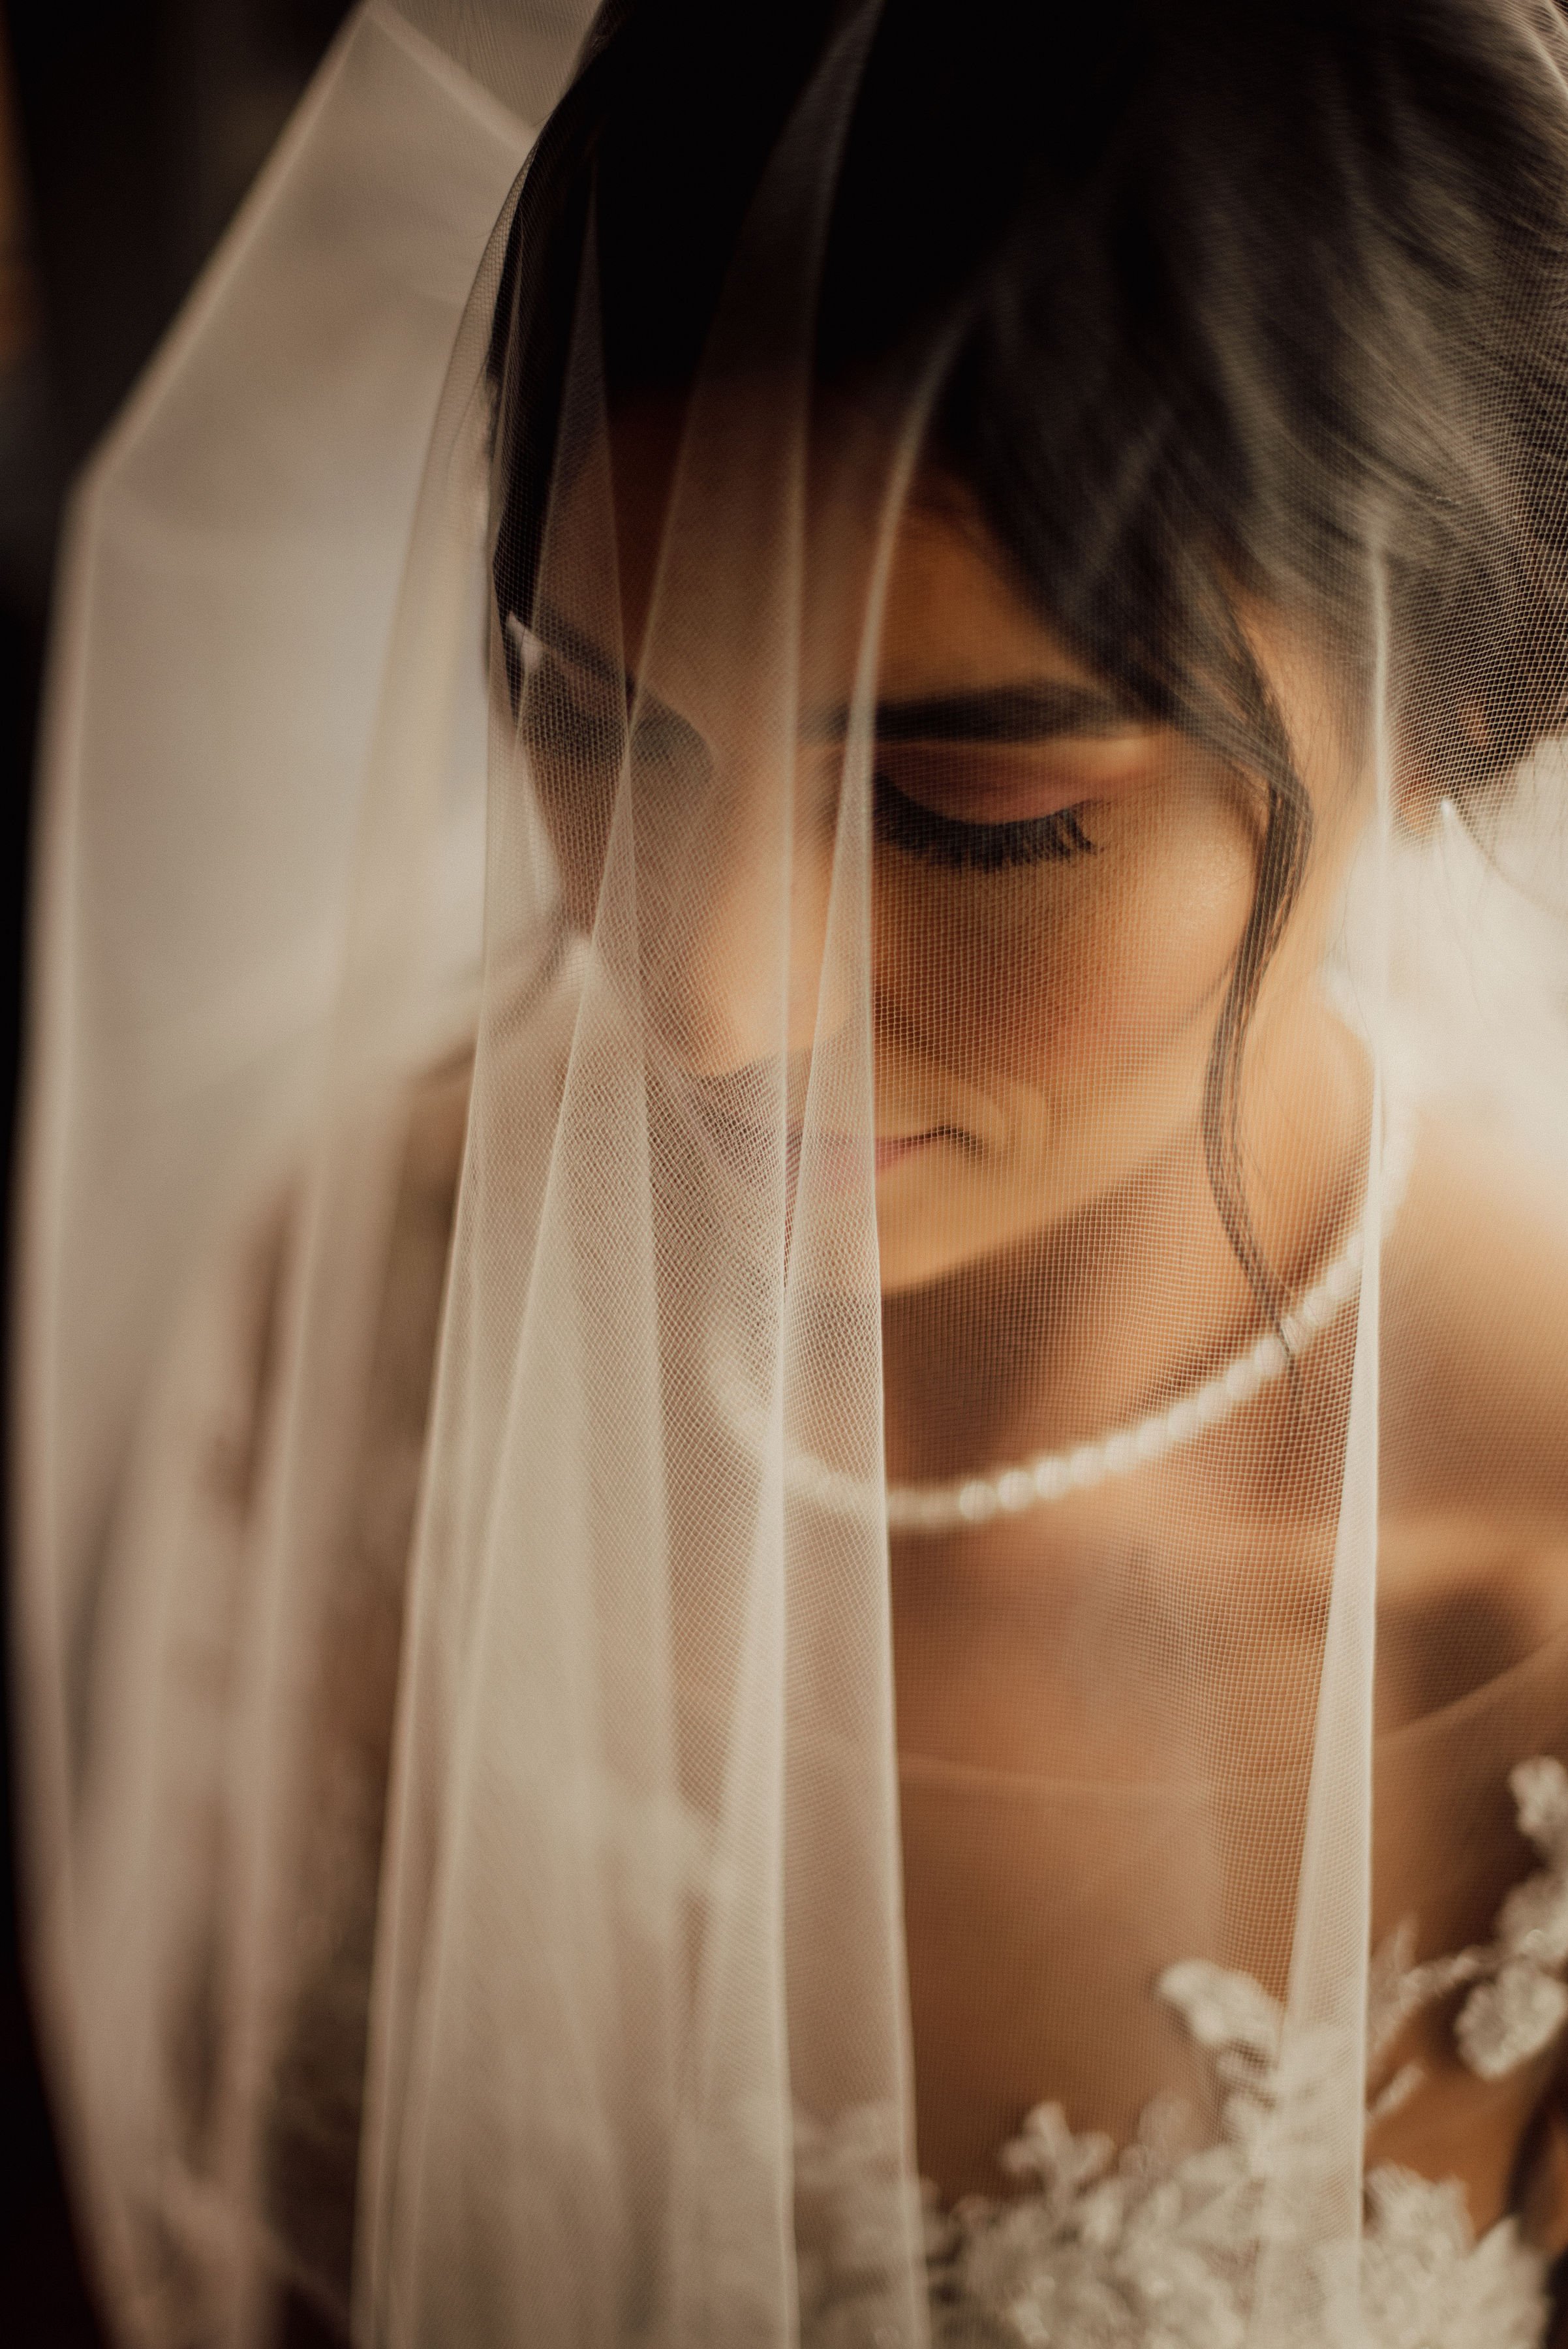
519, 410, 1368, 1294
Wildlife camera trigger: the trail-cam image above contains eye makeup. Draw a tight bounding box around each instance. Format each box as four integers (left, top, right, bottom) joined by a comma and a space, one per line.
872, 733, 1152, 823
874, 771, 1098, 870
869, 720, 1154, 873
833, 673, 1159, 868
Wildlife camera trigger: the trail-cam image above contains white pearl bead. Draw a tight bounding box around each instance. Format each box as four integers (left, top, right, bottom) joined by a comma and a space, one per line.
958, 1479, 998, 1524
1165, 1398, 1199, 1444
1195, 1380, 1229, 1426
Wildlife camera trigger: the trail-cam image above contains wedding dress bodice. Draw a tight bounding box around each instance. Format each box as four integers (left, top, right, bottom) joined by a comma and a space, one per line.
798, 1759, 1568, 2346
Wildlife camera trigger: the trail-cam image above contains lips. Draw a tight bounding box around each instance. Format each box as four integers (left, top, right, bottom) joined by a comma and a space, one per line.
874, 1133, 938, 1175
783, 1126, 942, 1191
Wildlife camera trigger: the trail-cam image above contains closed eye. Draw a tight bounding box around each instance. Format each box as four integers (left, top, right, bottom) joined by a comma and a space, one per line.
515, 628, 711, 790
519, 646, 623, 771
873, 772, 1099, 870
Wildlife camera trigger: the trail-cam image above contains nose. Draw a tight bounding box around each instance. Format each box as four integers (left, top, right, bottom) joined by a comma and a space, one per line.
638, 738, 841, 1077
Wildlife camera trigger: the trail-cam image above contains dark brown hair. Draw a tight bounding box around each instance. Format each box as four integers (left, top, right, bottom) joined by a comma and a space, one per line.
489, 0, 1568, 1299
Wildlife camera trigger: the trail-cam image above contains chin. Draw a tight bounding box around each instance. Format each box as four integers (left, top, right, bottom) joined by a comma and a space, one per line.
874, 1175, 1003, 1297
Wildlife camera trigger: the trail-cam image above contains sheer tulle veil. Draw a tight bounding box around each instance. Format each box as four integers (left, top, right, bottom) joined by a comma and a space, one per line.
18, 3, 1568, 2344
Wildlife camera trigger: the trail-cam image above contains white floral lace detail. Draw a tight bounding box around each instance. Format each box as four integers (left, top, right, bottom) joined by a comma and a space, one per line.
1369, 1757, 1568, 2097
796, 1759, 1568, 2348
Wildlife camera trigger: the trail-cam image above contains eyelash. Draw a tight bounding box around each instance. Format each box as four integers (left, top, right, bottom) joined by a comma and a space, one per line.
873, 773, 1099, 870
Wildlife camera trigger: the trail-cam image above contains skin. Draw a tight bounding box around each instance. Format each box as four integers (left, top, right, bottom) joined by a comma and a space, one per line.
521, 401, 1568, 2245
525, 405, 1373, 1492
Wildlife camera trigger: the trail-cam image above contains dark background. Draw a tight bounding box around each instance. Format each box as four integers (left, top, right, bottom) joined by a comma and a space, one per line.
0, 5, 354, 2334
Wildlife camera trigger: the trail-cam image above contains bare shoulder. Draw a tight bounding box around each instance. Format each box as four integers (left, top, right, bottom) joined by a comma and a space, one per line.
1376, 1113, 1568, 1712
1381, 1109, 1568, 1531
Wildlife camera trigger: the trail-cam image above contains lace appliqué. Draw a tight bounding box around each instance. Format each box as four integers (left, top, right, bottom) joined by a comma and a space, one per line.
1369, 1757, 1568, 2104
797, 1759, 1568, 2348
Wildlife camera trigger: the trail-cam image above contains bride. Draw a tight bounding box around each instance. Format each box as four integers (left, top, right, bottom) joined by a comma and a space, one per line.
17, 0, 1568, 2342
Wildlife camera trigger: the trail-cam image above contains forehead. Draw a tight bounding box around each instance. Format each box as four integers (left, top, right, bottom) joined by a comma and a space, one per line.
880, 486, 1110, 701
544, 397, 1097, 705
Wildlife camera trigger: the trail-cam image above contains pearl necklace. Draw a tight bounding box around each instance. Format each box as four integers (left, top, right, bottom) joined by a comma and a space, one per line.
883, 1102, 1415, 1537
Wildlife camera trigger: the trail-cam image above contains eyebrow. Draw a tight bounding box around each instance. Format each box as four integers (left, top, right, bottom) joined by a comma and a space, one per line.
811, 681, 1145, 744
530, 604, 1145, 744
527, 603, 693, 740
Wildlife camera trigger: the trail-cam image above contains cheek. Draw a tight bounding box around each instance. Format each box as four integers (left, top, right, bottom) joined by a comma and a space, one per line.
1063, 818, 1260, 1067
875, 802, 1260, 1090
